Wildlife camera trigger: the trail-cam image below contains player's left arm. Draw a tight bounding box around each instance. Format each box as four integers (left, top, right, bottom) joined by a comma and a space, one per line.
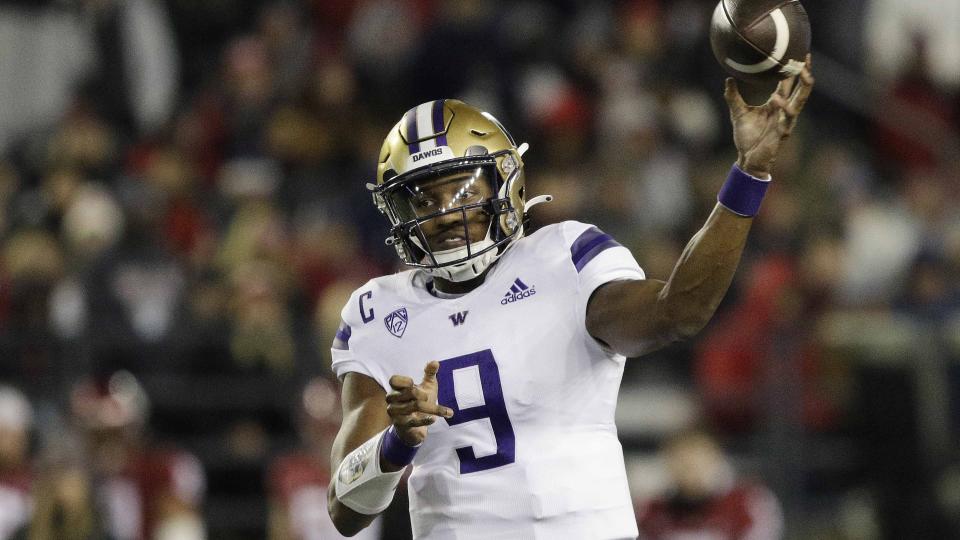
587, 56, 814, 358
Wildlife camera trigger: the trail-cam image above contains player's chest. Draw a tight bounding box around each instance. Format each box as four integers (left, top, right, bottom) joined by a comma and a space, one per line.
360, 277, 584, 417
357, 272, 571, 364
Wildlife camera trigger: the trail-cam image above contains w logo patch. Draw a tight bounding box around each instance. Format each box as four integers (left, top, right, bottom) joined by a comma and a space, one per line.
449, 311, 469, 326
384, 308, 408, 338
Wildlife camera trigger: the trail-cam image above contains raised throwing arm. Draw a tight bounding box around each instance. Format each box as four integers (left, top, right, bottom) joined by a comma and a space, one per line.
587, 56, 815, 358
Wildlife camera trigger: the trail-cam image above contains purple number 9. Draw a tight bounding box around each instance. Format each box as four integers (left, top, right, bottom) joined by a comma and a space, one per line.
436, 350, 516, 474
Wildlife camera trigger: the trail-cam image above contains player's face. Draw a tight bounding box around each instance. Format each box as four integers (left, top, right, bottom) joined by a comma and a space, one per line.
400, 167, 495, 253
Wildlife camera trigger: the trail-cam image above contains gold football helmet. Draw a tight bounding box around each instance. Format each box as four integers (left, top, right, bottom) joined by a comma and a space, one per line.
371, 99, 550, 282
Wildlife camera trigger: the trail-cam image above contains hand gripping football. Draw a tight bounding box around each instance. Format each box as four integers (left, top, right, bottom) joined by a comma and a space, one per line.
710, 0, 811, 83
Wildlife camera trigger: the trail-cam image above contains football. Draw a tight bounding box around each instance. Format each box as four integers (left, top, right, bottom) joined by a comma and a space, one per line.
710, 0, 811, 83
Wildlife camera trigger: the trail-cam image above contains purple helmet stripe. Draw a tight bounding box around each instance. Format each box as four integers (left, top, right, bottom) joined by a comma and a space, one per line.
432, 99, 447, 146
405, 109, 420, 153
570, 227, 622, 272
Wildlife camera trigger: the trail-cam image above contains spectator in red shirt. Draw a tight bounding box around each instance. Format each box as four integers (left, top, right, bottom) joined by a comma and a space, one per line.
638, 430, 782, 540
31, 371, 206, 540
267, 377, 382, 540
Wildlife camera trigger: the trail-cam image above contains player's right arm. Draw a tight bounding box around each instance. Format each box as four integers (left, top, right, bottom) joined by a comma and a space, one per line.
327, 372, 391, 536
328, 364, 452, 536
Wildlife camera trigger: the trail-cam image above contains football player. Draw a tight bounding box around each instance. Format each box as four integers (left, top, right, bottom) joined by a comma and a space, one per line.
327, 58, 814, 539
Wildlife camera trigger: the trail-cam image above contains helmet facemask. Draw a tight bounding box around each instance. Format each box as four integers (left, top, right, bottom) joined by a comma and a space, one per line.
376, 153, 523, 282
373, 99, 553, 282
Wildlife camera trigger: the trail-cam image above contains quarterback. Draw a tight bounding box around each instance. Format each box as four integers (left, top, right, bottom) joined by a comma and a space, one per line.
327, 57, 814, 539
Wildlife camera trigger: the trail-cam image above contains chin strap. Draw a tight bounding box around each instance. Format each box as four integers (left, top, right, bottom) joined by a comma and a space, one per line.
426, 241, 498, 282
420, 194, 553, 283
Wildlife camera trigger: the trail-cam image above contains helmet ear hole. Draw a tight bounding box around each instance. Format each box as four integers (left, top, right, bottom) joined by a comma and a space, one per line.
465, 145, 489, 156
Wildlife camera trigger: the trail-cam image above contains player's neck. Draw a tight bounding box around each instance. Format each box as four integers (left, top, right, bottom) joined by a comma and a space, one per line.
432, 271, 488, 296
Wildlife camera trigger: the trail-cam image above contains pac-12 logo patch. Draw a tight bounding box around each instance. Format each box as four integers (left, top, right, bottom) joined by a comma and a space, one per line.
384, 307, 408, 338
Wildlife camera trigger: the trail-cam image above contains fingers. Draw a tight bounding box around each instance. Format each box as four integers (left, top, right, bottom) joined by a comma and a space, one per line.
386, 394, 452, 416
387, 399, 420, 416
386, 398, 453, 429
421, 361, 440, 385
787, 54, 815, 112
389, 375, 414, 391
769, 93, 788, 112
416, 400, 454, 418
724, 78, 748, 116
386, 364, 454, 421
776, 75, 796, 99
768, 93, 797, 137
773, 55, 815, 127
404, 416, 436, 428
386, 384, 428, 404
802, 53, 814, 82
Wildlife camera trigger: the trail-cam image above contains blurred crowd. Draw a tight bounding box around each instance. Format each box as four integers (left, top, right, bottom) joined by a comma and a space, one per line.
0, 0, 958, 538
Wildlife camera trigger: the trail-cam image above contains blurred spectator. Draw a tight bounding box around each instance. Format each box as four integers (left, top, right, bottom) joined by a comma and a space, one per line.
0, 229, 66, 397
695, 239, 845, 434
870, 37, 959, 172
29, 437, 97, 540
76, 0, 179, 136
228, 258, 297, 375
0, 3, 93, 151
257, 1, 315, 102
895, 250, 960, 321
267, 377, 381, 540
837, 196, 920, 306
80, 174, 188, 373
864, 0, 960, 91
44, 103, 119, 180
0, 385, 33, 539
0, 0, 177, 150
60, 371, 206, 540
637, 430, 783, 540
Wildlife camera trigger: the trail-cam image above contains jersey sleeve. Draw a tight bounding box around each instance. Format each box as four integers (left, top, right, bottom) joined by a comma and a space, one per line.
329, 285, 392, 392
560, 221, 645, 317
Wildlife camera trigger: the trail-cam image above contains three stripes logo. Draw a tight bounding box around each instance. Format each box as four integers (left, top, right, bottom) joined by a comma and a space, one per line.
501, 278, 536, 305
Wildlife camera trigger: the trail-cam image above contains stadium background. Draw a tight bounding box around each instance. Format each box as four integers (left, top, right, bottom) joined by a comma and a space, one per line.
0, 0, 958, 538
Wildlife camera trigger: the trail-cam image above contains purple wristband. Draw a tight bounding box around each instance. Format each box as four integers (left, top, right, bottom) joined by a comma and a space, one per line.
380, 426, 419, 467
717, 164, 770, 217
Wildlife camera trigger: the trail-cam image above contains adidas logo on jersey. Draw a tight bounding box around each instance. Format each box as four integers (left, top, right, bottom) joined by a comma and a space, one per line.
501, 278, 536, 305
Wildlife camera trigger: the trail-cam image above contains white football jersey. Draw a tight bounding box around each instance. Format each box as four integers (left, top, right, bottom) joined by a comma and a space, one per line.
332, 221, 645, 540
